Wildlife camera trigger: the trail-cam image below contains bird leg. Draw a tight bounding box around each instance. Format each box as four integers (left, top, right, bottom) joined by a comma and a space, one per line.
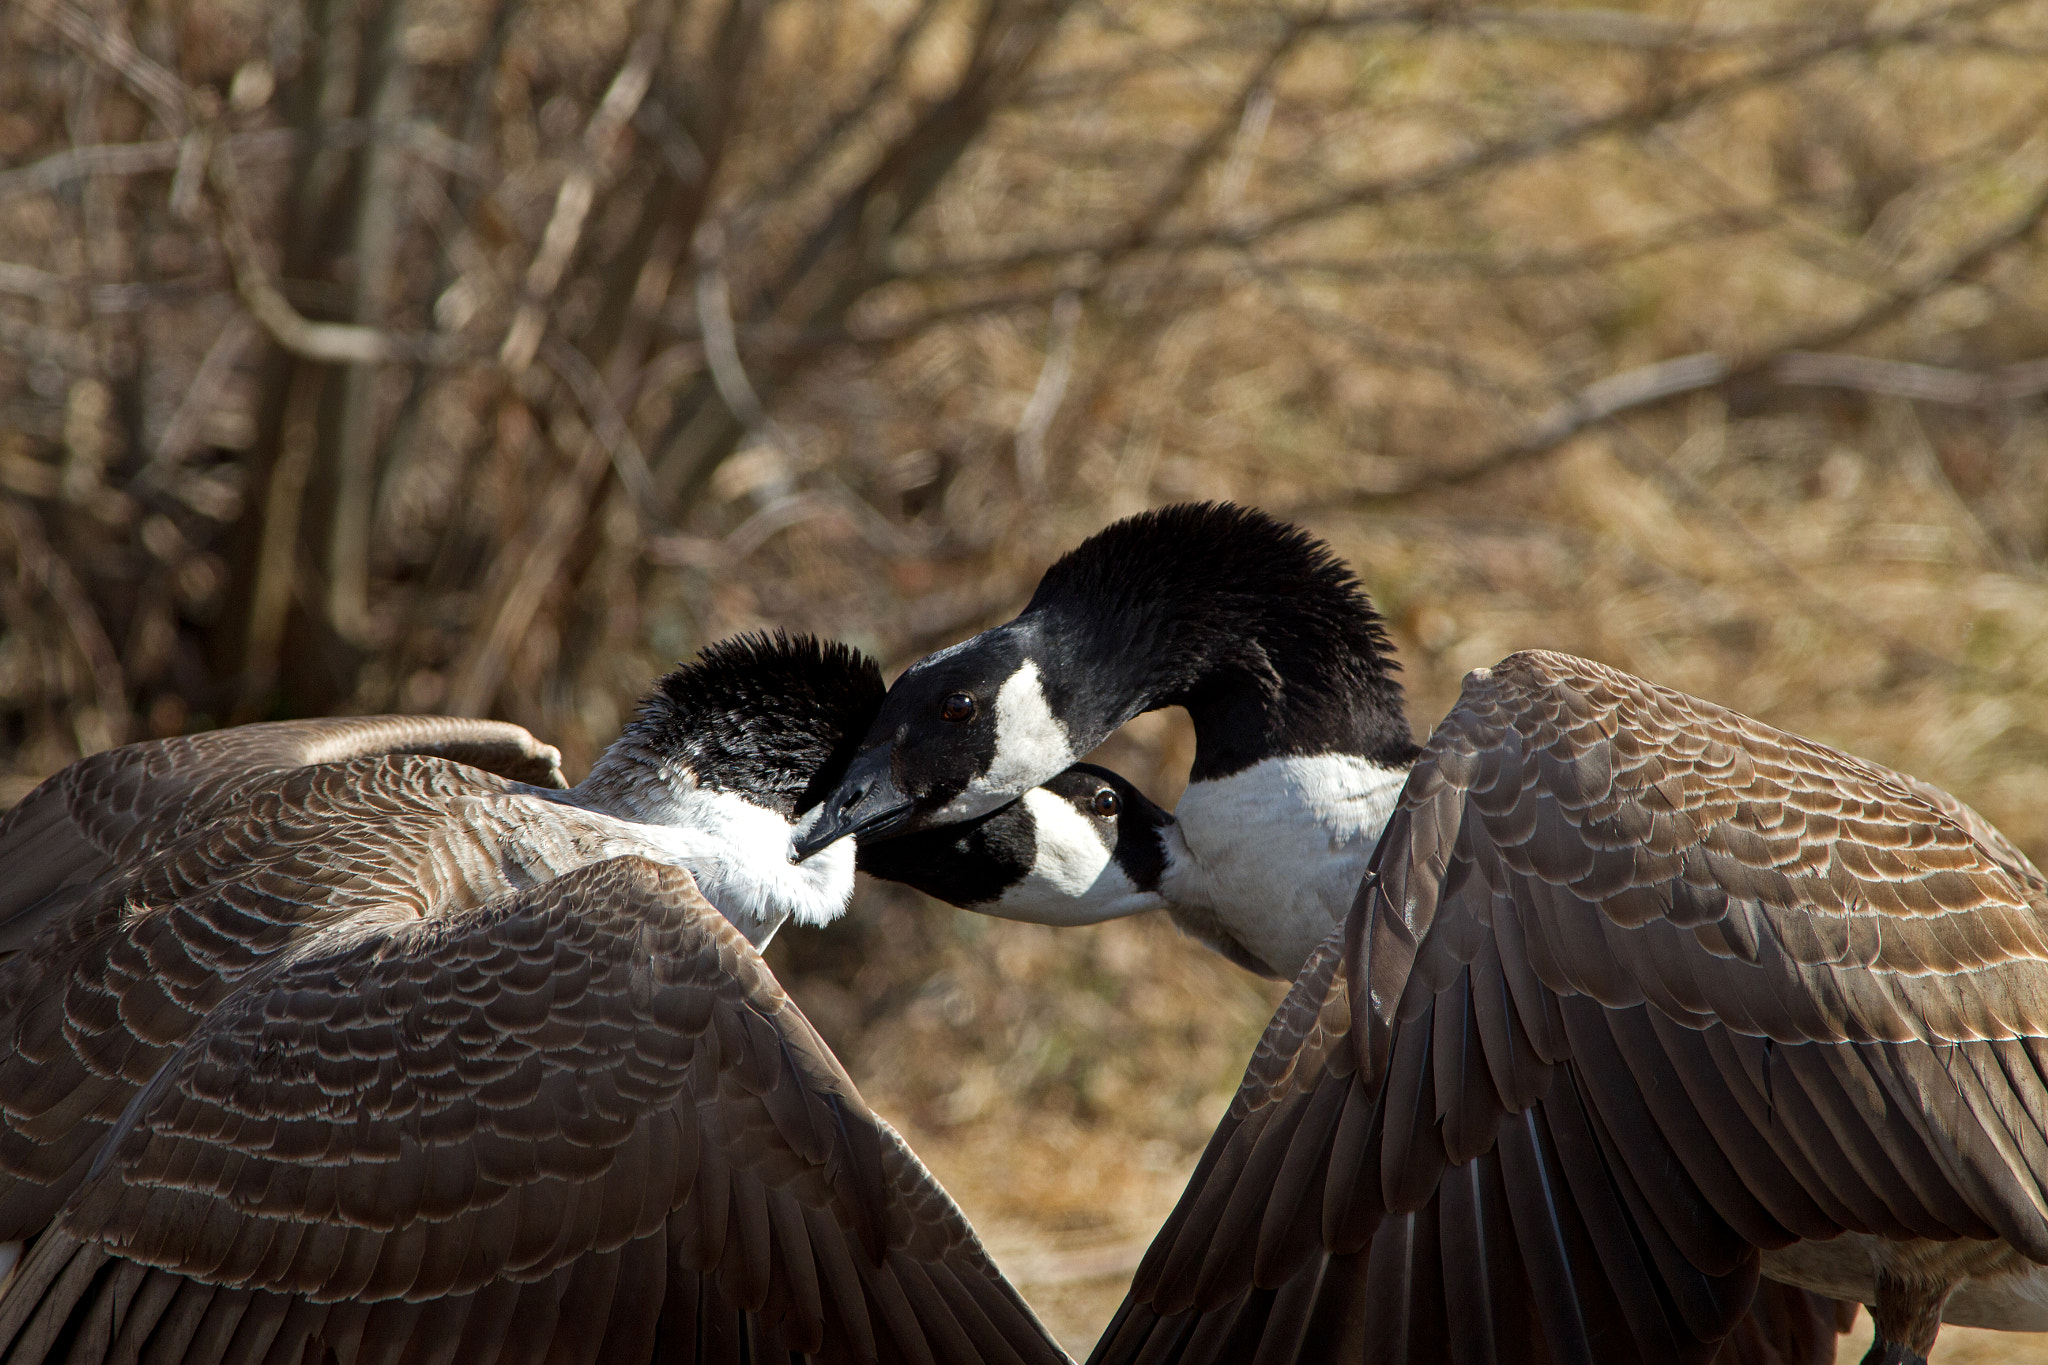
1860, 1270, 1952, 1365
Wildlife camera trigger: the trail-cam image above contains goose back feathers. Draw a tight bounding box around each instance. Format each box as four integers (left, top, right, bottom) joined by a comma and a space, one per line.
0, 715, 567, 962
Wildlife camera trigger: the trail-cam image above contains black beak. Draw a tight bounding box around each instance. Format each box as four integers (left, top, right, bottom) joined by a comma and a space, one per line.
793, 748, 918, 860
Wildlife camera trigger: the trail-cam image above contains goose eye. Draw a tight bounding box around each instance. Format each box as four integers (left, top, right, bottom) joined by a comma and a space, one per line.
1091, 788, 1120, 818
940, 693, 976, 723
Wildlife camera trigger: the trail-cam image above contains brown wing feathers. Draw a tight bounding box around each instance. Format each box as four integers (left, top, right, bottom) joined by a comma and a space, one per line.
0, 857, 1066, 1363
0, 717, 565, 965
1097, 650, 2048, 1364
0, 734, 1064, 1365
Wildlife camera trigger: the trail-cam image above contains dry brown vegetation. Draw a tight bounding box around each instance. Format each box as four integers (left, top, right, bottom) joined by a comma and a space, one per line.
6, 0, 2048, 1356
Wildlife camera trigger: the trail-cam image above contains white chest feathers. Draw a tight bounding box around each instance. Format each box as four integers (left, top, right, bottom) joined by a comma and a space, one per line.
536, 785, 856, 949
1163, 754, 1410, 979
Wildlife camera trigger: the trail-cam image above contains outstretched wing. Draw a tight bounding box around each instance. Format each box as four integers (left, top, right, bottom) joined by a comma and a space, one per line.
0, 716, 566, 958
1094, 650, 2048, 1364
0, 856, 1067, 1365
0, 752, 585, 1245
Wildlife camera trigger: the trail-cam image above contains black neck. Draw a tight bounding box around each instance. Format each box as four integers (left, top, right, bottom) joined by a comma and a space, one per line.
1022, 504, 1419, 780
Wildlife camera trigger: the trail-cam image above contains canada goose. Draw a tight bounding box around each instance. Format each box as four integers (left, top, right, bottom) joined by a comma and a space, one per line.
798, 504, 1417, 981
0, 633, 1084, 1365
798, 503, 2048, 1365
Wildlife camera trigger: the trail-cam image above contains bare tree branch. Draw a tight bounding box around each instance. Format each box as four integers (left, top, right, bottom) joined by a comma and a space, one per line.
540, 334, 659, 521
916, 0, 2030, 279
21, 0, 191, 134
206, 134, 454, 365
0, 498, 127, 748
692, 221, 789, 454
499, 32, 661, 373
147, 312, 257, 468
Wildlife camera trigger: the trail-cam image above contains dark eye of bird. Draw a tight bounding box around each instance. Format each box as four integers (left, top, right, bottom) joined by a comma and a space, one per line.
940, 692, 976, 723
1091, 788, 1120, 818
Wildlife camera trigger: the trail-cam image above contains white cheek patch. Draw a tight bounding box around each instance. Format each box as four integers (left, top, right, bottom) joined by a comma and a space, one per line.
981, 788, 1164, 926
936, 659, 1077, 821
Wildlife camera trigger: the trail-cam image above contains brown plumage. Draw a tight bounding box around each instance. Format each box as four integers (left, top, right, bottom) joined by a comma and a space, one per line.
0, 718, 1067, 1365
1092, 650, 2048, 1365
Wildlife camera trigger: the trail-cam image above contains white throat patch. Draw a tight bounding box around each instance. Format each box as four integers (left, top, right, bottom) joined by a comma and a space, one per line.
938, 659, 1076, 822
1162, 753, 1411, 979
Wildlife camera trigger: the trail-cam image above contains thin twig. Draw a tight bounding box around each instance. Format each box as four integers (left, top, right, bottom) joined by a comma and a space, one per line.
499, 33, 661, 373
1774, 352, 2048, 406
692, 221, 788, 453
325, 0, 419, 647
918, 0, 2029, 278
0, 314, 98, 371
540, 334, 660, 521
444, 400, 613, 717
0, 123, 479, 207
21, 0, 191, 134
148, 312, 257, 467
1355, 169, 2048, 499
1014, 291, 1081, 492
205, 134, 452, 365
0, 499, 128, 748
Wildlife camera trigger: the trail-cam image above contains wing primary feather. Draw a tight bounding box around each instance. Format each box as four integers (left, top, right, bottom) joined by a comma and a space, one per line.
1496, 1107, 1595, 1365
1378, 1010, 1444, 1214
351, 1299, 427, 1365
1559, 1000, 1754, 1273
1246, 1250, 1330, 1365
761, 1192, 823, 1352
1194, 1093, 1313, 1306
861, 1255, 938, 1365
1321, 1074, 1387, 1254
541, 1247, 624, 1365
254, 1297, 330, 1365
215, 1292, 292, 1365
1577, 1061, 1761, 1343
799, 1202, 877, 1361
1185, 1287, 1276, 1365
1358, 1212, 1416, 1365
1435, 966, 1508, 1164
1440, 1159, 1500, 1365
1253, 1073, 1348, 1288
1536, 1065, 1684, 1361
1293, 1247, 1372, 1365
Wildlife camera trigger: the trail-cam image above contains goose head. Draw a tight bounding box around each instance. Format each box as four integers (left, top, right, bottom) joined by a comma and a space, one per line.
857, 763, 1178, 926
796, 503, 1424, 979
573, 632, 883, 941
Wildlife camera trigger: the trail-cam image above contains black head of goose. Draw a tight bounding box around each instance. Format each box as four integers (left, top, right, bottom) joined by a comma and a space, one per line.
805, 505, 2048, 1365
799, 502, 1422, 978
555, 630, 884, 945
0, 632, 1099, 1365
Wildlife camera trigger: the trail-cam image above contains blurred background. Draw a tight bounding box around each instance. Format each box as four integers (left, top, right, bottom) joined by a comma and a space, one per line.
4, 0, 2048, 1355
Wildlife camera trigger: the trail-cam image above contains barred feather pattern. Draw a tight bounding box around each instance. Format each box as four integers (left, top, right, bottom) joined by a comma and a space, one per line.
0, 721, 1065, 1365
1093, 651, 2048, 1365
